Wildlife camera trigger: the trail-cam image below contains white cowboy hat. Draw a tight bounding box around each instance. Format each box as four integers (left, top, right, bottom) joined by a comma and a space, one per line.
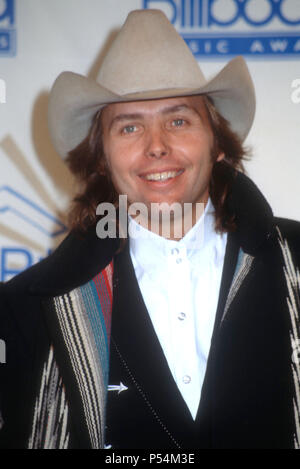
48, 9, 256, 160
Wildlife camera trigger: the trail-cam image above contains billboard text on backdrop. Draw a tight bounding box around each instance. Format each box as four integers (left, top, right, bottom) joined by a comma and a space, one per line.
143, 0, 300, 58
0, 0, 15, 57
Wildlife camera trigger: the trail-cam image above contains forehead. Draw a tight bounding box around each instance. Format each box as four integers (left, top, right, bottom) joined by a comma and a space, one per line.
101, 95, 207, 123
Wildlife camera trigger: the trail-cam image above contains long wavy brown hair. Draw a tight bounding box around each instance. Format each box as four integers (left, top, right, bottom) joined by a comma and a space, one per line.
66, 95, 250, 234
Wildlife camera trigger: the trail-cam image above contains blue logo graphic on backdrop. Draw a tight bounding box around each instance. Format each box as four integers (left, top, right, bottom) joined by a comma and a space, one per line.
0, 185, 67, 281
0, 0, 15, 57
143, 0, 300, 58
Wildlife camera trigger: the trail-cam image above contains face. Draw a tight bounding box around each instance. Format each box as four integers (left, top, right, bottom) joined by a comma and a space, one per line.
101, 95, 224, 212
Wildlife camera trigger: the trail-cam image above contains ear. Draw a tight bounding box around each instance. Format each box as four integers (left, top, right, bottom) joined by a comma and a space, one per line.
216, 151, 225, 162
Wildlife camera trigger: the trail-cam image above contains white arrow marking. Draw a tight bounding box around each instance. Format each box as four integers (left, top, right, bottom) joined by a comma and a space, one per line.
108, 382, 128, 394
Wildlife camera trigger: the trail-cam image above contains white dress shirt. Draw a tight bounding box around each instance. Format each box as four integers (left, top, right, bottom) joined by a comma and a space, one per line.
128, 199, 227, 419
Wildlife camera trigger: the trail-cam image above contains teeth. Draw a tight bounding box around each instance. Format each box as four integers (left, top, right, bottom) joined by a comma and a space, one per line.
145, 171, 181, 181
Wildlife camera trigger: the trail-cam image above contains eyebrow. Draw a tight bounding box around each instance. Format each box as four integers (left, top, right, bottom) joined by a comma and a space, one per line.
161, 104, 194, 115
161, 104, 204, 123
109, 113, 144, 129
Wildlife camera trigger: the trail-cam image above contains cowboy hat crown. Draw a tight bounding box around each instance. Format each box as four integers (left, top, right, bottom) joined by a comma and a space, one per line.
48, 9, 255, 159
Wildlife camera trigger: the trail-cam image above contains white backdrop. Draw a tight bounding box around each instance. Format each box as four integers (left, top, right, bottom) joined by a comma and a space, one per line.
0, 0, 300, 281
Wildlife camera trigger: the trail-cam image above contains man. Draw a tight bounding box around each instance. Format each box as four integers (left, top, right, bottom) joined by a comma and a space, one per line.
0, 9, 300, 449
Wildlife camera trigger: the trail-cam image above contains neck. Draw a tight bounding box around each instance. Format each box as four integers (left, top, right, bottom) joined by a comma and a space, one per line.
130, 200, 207, 241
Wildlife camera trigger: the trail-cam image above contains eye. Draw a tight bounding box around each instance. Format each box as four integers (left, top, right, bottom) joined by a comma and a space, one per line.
122, 125, 138, 134
172, 118, 185, 127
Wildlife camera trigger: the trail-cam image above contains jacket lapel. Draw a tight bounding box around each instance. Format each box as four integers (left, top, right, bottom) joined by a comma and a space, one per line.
111, 243, 200, 447
39, 263, 114, 449
28, 228, 118, 448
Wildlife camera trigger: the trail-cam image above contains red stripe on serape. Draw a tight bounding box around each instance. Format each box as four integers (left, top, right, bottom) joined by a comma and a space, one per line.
92, 260, 114, 342
102, 262, 113, 302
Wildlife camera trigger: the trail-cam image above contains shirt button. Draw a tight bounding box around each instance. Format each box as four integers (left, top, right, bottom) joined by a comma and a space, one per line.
178, 312, 186, 321
171, 248, 179, 256
182, 375, 191, 384
176, 258, 182, 264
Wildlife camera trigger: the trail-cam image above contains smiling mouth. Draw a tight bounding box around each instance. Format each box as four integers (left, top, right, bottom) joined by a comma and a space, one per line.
141, 170, 184, 182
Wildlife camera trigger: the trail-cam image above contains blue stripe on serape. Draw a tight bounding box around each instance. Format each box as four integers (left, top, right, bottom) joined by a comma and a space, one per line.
231, 248, 244, 284
80, 280, 110, 387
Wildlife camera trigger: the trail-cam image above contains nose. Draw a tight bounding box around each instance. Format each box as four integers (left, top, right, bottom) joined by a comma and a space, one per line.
145, 126, 169, 159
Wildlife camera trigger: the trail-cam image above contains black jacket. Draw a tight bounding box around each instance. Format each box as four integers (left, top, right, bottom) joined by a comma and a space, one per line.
0, 171, 300, 449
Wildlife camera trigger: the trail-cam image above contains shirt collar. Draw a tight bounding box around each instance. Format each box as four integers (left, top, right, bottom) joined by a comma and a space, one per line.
129, 198, 218, 267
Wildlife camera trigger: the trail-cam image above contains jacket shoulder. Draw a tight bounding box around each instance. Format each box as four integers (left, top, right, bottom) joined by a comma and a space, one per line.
4, 227, 119, 296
